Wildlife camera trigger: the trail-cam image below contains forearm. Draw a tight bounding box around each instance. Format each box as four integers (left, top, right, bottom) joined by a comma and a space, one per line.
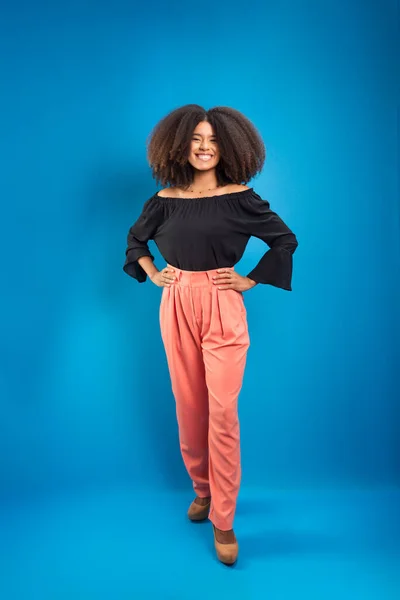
138, 256, 159, 280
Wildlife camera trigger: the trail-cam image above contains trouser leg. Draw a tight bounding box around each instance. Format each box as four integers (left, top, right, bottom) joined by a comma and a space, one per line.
202, 287, 250, 530
160, 284, 210, 497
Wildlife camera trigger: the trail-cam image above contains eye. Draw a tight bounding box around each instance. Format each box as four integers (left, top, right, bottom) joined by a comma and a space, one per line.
192, 137, 217, 143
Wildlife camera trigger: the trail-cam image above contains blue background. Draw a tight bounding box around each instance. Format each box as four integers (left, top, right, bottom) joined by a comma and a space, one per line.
1, 0, 399, 598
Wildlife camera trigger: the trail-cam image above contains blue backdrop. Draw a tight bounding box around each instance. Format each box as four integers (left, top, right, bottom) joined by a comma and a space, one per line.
1, 0, 399, 504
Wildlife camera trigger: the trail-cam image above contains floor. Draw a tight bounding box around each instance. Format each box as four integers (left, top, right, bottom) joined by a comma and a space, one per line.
0, 487, 399, 599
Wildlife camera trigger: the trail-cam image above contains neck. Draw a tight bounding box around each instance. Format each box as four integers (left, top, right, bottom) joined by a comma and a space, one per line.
191, 169, 218, 190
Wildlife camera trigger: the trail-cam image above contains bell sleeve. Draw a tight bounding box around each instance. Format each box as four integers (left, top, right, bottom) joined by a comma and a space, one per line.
122, 195, 162, 283
242, 192, 298, 290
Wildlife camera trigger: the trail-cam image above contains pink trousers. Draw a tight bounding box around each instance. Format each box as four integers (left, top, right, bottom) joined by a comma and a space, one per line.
159, 266, 250, 531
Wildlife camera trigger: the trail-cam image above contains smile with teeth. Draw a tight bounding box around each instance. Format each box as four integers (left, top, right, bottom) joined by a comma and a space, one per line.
196, 154, 213, 161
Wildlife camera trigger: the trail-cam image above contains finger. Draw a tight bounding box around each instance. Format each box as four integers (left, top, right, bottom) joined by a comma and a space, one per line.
213, 273, 233, 281
216, 268, 233, 274
217, 284, 233, 290
213, 277, 231, 285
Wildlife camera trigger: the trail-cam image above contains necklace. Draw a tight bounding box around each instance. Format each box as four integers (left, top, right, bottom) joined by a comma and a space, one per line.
186, 185, 221, 195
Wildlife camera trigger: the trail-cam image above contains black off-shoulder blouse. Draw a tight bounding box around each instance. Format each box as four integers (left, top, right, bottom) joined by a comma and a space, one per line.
123, 188, 298, 290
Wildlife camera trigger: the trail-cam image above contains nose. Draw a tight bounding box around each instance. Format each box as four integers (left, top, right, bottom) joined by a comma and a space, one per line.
199, 140, 210, 151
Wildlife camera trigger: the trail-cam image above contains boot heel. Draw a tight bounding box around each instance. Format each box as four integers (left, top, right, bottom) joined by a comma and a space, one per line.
187, 498, 211, 522
212, 525, 239, 565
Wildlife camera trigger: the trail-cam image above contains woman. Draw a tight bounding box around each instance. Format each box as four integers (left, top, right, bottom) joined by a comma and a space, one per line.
123, 104, 298, 565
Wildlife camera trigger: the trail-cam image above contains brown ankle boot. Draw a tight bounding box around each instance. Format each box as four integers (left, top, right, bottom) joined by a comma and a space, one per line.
212, 525, 239, 565
187, 497, 211, 521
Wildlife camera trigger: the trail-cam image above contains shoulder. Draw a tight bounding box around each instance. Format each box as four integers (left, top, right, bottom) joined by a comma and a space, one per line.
237, 188, 271, 212
225, 184, 251, 193
155, 187, 177, 198
140, 192, 165, 215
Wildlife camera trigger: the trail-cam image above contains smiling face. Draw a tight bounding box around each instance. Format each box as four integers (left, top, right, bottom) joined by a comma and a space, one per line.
188, 121, 220, 172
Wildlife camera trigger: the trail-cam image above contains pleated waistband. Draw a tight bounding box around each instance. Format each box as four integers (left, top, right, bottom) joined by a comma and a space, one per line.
167, 265, 234, 287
